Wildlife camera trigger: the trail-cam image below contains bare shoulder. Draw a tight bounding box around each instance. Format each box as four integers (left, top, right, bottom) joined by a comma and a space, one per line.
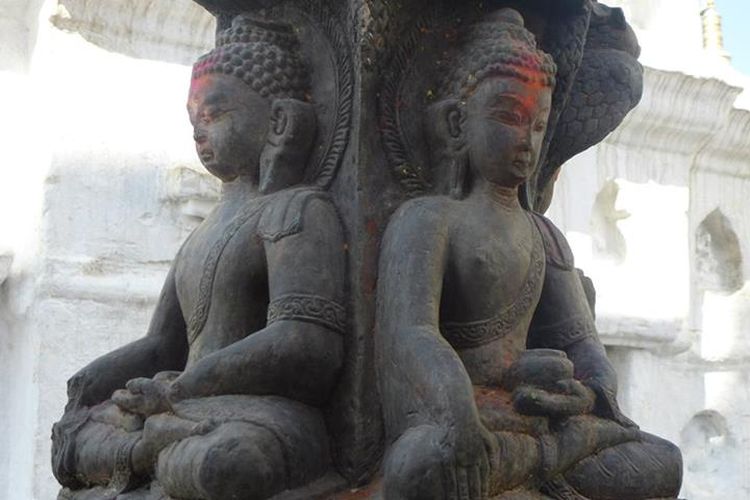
387, 196, 456, 235
383, 196, 456, 258
258, 187, 341, 243
301, 194, 341, 226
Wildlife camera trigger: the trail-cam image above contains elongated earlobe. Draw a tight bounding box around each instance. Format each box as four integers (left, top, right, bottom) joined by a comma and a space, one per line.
271, 106, 288, 137
425, 99, 469, 199
259, 99, 317, 194
447, 108, 464, 140
427, 99, 466, 148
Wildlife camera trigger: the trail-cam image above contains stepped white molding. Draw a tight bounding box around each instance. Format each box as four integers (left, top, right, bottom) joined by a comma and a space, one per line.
601, 67, 745, 186
53, 0, 215, 64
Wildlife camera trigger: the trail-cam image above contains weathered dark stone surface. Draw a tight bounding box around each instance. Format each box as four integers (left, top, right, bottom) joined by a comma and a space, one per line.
51, 1, 683, 499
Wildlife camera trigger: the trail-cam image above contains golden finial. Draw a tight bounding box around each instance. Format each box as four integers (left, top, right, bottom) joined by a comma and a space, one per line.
701, 0, 731, 61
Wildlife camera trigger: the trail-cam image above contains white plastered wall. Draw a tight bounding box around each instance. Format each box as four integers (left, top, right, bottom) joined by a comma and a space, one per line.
546, 2, 750, 496
0, 1, 215, 498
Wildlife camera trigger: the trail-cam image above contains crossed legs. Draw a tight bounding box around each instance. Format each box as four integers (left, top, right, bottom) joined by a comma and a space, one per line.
384, 424, 682, 500
154, 395, 331, 500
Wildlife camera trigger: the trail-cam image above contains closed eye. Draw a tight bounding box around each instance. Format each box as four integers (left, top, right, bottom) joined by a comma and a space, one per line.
489, 110, 525, 125
201, 106, 234, 124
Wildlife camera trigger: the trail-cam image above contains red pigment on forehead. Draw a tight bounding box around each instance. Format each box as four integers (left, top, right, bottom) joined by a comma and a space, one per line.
189, 76, 213, 96
497, 89, 541, 111
188, 76, 225, 108
515, 91, 540, 110
500, 71, 548, 109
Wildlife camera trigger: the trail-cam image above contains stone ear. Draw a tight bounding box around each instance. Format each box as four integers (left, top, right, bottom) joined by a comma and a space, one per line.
447, 108, 463, 140
427, 99, 466, 150
425, 99, 469, 199
260, 99, 317, 194
271, 106, 289, 137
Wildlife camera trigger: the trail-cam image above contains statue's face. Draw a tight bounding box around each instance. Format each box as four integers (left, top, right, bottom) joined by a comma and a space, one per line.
464, 75, 552, 188
188, 74, 271, 182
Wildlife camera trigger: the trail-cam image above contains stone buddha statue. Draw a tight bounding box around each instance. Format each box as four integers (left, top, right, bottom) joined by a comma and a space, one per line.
376, 9, 683, 500
52, 15, 347, 500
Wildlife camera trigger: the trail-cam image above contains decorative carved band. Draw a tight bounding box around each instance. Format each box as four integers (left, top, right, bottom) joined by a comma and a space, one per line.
107, 437, 139, 494
441, 222, 545, 349
528, 314, 596, 350
267, 294, 347, 335
304, 1, 353, 190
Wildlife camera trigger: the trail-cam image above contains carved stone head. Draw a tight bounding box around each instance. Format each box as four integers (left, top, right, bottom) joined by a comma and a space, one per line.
188, 15, 316, 192
426, 9, 556, 197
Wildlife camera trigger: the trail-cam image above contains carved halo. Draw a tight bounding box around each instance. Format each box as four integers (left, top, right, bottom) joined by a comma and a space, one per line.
379, 8, 458, 196
293, 2, 354, 189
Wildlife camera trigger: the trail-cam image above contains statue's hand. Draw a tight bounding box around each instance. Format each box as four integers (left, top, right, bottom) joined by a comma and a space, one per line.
507, 349, 595, 418
438, 421, 497, 500
504, 349, 574, 391
112, 371, 180, 417
513, 379, 595, 418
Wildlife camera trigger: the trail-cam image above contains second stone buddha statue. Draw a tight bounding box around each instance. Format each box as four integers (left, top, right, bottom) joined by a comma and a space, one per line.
376, 9, 683, 500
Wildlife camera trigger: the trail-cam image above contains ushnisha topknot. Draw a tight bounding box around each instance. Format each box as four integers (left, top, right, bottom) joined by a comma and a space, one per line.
438, 8, 557, 100
192, 15, 311, 101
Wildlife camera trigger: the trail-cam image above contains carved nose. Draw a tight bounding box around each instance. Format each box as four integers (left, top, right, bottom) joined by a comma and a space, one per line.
193, 131, 207, 144
519, 126, 534, 151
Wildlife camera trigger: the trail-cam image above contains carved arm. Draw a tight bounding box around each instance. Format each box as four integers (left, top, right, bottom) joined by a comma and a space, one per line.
527, 214, 632, 426
170, 197, 345, 407
65, 266, 189, 411
376, 201, 481, 434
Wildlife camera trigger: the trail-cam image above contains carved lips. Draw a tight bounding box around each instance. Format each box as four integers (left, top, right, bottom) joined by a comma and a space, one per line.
198, 149, 215, 164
